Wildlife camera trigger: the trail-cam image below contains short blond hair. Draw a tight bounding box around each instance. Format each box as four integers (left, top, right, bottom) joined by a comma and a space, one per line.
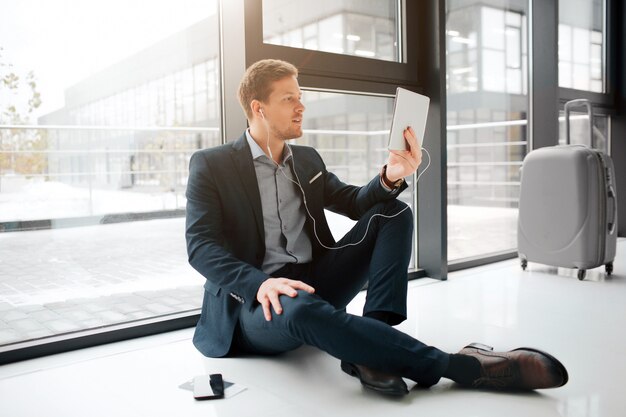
237, 59, 298, 120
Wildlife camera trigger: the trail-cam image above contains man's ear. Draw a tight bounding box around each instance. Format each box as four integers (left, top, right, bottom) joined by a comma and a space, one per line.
250, 100, 263, 119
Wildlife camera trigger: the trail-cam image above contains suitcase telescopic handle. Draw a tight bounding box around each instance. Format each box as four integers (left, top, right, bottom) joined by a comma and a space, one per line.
564, 99, 593, 145
608, 186, 617, 235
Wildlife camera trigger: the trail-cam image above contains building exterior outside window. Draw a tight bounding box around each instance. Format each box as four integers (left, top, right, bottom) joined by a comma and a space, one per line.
558, 0, 605, 93
557, 0, 608, 155
0, 0, 417, 350
263, 0, 401, 62
446, 0, 529, 261
2, 0, 609, 356
0, 1, 220, 349
297, 91, 416, 267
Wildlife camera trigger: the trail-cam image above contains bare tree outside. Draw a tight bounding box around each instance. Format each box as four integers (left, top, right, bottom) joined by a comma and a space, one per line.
0, 46, 47, 190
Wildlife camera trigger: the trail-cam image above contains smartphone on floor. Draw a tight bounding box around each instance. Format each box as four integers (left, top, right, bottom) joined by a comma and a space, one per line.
193, 374, 224, 400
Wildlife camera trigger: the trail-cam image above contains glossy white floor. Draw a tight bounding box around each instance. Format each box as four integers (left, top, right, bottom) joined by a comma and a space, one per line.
1, 239, 624, 417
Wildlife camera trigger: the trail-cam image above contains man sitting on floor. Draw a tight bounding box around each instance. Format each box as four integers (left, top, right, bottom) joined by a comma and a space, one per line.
185, 59, 568, 396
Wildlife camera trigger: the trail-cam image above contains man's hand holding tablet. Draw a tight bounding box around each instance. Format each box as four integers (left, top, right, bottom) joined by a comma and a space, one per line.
384, 88, 430, 183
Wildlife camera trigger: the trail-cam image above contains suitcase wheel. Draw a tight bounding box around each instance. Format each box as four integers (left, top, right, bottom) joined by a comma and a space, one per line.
521, 259, 527, 271
577, 269, 586, 280
606, 262, 613, 275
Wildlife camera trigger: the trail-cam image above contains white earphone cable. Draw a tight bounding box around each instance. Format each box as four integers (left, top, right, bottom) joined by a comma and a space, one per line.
261, 113, 430, 250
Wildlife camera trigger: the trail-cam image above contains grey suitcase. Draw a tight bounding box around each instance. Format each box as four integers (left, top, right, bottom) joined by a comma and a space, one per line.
517, 99, 618, 280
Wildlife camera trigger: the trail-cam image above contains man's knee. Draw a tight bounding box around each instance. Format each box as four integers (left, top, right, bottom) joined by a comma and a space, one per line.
380, 200, 413, 229
275, 290, 330, 331
279, 290, 319, 319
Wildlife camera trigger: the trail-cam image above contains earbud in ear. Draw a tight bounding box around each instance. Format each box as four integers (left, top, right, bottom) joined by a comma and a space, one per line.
260, 109, 265, 119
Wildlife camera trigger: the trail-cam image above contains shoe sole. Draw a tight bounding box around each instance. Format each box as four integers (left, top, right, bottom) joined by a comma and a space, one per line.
340, 361, 408, 396
465, 343, 569, 387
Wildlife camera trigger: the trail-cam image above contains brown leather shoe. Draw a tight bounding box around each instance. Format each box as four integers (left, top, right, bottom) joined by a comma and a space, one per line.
458, 343, 569, 390
341, 361, 408, 396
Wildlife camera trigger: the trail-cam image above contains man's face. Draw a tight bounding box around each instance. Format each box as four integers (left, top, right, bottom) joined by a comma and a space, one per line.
260, 75, 305, 140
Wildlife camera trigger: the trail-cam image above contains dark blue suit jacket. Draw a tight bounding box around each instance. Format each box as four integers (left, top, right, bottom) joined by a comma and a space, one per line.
185, 134, 407, 357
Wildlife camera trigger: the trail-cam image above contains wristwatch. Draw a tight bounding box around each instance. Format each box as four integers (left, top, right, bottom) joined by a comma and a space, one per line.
380, 164, 404, 189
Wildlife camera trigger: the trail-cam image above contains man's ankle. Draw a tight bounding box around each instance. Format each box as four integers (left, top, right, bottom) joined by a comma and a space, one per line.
444, 354, 481, 385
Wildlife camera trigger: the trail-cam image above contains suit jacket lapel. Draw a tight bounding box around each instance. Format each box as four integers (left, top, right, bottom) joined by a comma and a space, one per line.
231, 135, 264, 245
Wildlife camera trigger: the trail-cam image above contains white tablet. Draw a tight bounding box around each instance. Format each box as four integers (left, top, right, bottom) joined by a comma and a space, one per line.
388, 87, 430, 151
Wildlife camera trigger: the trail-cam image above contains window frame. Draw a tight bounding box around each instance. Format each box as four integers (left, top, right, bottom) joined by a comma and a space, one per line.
244, 0, 422, 91
557, 0, 617, 162
7, 0, 621, 365
558, 0, 615, 109
12, 0, 623, 364
0, 0, 441, 365
237, 0, 448, 280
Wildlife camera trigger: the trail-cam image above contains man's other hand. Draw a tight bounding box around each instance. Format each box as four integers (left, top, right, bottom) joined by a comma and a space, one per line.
256, 278, 315, 321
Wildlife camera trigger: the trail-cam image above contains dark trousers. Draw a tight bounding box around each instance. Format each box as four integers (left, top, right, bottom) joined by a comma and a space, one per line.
233, 200, 450, 386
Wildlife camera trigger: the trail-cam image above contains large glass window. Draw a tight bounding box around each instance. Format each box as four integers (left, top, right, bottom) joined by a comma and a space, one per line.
297, 90, 417, 269
558, 0, 605, 92
262, 0, 402, 62
0, 0, 219, 348
446, 0, 529, 261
